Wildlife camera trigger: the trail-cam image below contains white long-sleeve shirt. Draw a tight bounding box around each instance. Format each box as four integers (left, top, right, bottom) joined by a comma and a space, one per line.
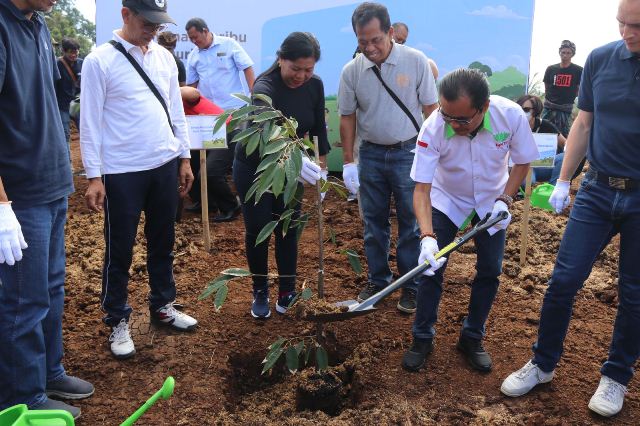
80, 31, 190, 179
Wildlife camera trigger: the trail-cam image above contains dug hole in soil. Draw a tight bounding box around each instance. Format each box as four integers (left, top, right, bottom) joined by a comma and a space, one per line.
63, 133, 636, 425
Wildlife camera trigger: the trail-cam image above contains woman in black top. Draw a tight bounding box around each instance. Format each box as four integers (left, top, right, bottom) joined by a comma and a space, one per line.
233, 32, 330, 319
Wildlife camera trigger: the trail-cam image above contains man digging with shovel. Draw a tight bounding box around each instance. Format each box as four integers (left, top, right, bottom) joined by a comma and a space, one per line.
402, 69, 538, 373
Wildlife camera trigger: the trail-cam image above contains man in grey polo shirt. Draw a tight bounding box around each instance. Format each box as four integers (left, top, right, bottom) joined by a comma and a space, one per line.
338, 2, 438, 313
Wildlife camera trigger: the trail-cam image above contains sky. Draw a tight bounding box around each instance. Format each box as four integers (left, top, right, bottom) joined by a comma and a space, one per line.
73, 0, 621, 85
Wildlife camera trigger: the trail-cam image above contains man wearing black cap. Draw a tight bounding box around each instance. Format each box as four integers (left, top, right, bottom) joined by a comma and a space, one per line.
541, 40, 583, 137
80, 0, 198, 360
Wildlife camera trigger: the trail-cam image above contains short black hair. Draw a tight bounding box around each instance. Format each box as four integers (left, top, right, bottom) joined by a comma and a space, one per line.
516, 94, 543, 118
61, 37, 80, 52
392, 22, 408, 32
185, 17, 209, 33
351, 2, 391, 33
439, 68, 490, 111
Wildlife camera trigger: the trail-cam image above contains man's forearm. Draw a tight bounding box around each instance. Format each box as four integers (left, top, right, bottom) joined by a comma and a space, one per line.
414, 183, 433, 234
504, 164, 530, 197
244, 67, 255, 91
340, 114, 357, 163
558, 110, 591, 181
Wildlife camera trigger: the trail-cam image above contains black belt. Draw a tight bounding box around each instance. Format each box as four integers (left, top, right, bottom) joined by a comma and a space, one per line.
586, 170, 639, 190
362, 136, 417, 149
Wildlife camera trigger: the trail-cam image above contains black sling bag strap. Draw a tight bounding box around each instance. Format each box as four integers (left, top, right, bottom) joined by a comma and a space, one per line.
371, 65, 420, 132
108, 40, 175, 135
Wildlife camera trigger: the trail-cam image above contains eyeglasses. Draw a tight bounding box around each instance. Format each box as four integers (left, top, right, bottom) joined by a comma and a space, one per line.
438, 106, 481, 125
142, 20, 166, 32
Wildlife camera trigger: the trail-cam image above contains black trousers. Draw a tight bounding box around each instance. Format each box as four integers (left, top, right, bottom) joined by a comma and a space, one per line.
100, 158, 179, 326
232, 158, 300, 294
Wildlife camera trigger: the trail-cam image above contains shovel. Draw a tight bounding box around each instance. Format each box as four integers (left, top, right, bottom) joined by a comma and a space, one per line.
307, 211, 508, 323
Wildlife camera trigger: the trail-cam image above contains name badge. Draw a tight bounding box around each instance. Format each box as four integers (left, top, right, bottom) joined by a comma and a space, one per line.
216, 52, 227, 57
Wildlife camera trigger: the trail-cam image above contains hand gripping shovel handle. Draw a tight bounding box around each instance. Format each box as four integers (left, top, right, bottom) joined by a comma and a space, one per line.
353, 211, 507, 312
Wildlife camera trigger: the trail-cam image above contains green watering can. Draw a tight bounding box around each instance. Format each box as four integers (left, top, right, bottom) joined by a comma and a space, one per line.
0, 404, 74, 426
530, 183, 555, 212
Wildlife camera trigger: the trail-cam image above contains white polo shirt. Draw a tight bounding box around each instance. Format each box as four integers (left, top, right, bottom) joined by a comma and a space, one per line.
410, 95, 538, 233
80, 31, 190, 179
186, 36, 254, 110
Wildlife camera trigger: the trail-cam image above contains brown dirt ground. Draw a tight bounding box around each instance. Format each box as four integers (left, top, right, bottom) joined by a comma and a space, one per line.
63, 132, 636, 425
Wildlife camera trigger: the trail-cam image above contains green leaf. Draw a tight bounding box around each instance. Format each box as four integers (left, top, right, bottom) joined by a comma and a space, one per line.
231, 93, 252, 104
221, 268, 251, 277
279, 209, 295, 221
252, 93, 273, 107
255, 163, 279, 202
269, 126, 282, 141
304, 344, 312, 366
329, 182, 348, 199
231, 104, 260, 119
256, 153, 280, 173
295, 213, 310, 242
245, 179, 261, 204
213, 111, 232, 135
294, 341, 305, 356
253, 111, 280, 123
284, 156, 299, 184
198, 276, 230, 300
264, 139, 288, 155
255, 220, 279, 246
301, 287, 313, 301
286, 346, 299, 374
315, 345, 329, 371
291, 148, 302, 174
328, 226, 337, 245
279, 209, 295, 235
341, 249, 363, 275
283, 179, 299, 208
245, 131, 261, 156
261, 347, 284, 375
267, 337, 286, 351
272, 166, 285, 197
213, 283, 229, 311
231, 126, 259, 143
301, 138, 314, 150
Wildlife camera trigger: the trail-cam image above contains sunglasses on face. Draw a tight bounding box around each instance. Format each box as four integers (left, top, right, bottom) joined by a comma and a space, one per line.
438, 106, 480, 125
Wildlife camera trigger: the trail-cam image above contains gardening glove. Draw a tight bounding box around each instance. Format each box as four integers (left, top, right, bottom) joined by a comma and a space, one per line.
299, 156, 321, 185
549, 179, 571, 214
418, 236, 446, 276
320, 169, 328, 201
342, 162, 359, 195
0, 203, 28, 266
488, 200, 512, 234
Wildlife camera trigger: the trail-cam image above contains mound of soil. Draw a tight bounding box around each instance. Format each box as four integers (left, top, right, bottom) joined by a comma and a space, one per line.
61, 137, 636, 425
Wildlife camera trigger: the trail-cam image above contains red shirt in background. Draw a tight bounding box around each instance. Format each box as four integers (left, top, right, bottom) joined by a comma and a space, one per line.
183, 96, 224, 115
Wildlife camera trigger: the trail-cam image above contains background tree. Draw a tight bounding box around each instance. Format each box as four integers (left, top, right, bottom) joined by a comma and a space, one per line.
45, 0, 95, 57
468, 61, 493, 77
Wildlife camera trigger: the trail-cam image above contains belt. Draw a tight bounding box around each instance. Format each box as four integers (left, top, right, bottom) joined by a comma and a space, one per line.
362, 136, 417, 149
586, 170, 639, 190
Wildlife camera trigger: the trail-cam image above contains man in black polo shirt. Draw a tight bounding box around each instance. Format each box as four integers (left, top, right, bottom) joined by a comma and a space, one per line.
54, 37, 82, 159
542, 40, 583, 137
0, 0, 93, 420
502, 0, 640, 418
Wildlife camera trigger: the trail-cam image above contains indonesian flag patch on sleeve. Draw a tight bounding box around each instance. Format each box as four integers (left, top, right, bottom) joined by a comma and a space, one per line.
417, 139, 429, 149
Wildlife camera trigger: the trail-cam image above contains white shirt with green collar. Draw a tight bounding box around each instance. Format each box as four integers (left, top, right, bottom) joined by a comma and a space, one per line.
410, 95, 538, 234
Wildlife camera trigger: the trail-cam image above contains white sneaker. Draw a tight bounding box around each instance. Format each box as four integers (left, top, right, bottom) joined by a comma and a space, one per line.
588, 376, 627, 417
153, 302, 198, 331
500, 360, 554, 397
109, 319, 135, 359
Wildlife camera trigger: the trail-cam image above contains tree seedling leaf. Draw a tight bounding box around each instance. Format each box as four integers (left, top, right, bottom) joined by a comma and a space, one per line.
271, 166, 285, 197
221, 268, 251, 277
252, 93, 273, 107
329, 182, 348, 199
245, 131, 261, 156
315, 345, 329, 371
231, 93, 252, 104
341, 249, 363, 275
261, 348, 283, 374
295, 213, 309, 241
255, 220, 279, 246
267, 337, 286, 352
294, 341, 305, 356
213, 284, 229, 311
198, 276, 231, 300
253, 111, 280, 123
213, 111, 232, 135
286, 346, 299, 374
301, 287, 313, 301
264, 139, 288, 155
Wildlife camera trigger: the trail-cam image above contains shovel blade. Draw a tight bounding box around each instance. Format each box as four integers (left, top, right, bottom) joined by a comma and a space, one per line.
306, 300, 377, 323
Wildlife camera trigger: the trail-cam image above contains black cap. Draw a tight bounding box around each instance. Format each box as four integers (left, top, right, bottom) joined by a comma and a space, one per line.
122, 0, 175, 24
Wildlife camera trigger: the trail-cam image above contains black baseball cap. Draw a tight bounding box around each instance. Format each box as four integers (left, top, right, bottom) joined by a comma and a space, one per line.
122, 0, 176, 24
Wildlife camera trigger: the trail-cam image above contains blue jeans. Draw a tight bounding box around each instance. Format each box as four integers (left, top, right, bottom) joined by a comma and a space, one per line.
413, 209, 506, 340
0, 197, 68, 409
59, 109, 71, 163
358, 141, 419, 291
533, 173, 640, 385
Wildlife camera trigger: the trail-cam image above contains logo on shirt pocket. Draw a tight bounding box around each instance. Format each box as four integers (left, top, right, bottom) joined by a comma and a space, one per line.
493, 131, 511, 149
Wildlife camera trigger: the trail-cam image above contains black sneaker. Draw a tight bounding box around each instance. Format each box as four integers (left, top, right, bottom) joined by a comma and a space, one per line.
357, 282, 381, 302
456, 334, 492, 372
46, 375, 94, 400
401, 338, 434, 371
33, 398, 81, 420
251, 288, 271, 319
276, 291, 297, 314
397, 288, 417, 313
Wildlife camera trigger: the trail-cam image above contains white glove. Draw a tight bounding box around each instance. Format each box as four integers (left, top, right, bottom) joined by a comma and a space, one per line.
0, 203, 28, 266
299, 156, 321, 185
342, 162, 360, 195
320, 169, 328, 201
488, 200, 512, 232
418, 236, 447, 276
549, 180, 571, 214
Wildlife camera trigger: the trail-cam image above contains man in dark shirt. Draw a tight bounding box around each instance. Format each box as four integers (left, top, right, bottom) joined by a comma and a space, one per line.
542, 40, 583, 136
502, 0, 640, 418
54, 37, 82, 154
0, 0, 93, 420
157, 31, 186, 85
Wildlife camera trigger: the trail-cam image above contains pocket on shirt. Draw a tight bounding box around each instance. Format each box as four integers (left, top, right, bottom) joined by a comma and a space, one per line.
216, 56, 235, 70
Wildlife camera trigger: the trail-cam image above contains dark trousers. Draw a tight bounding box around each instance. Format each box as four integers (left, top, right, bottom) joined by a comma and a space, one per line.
189, 139, 238, 214
232, 159, 300, 294
412, 208, 506, 340
100, 158, 179, 326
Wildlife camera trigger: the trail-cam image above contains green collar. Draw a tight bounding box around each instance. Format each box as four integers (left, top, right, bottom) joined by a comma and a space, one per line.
445, 111, 493, 139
